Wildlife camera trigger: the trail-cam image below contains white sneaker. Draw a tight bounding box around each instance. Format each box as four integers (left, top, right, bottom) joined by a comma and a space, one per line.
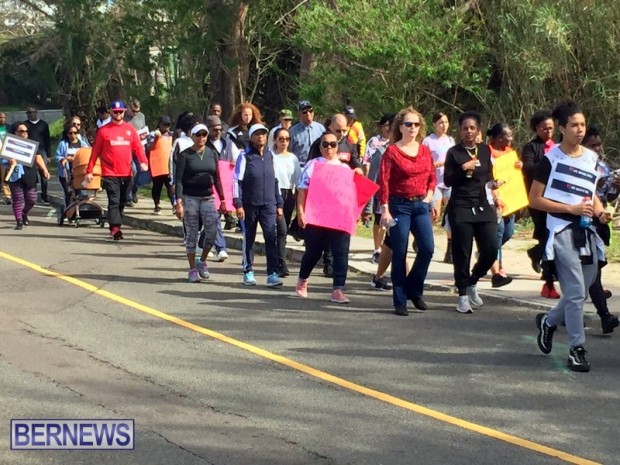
208, 250, 215, 258
467, 285, 483, 307
456, 296, 473, 313
217, 250, 228, 262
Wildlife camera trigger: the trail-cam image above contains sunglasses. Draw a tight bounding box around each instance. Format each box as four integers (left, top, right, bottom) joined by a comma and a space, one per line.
302, 109, 314, 114
321, 141, 338, 149
68, 131, 78, 135
194, 131, 208, 137
277, 137, 290, 142
17, 129, 28, 133
111, 110, 125, 114
402, 121, 421, 128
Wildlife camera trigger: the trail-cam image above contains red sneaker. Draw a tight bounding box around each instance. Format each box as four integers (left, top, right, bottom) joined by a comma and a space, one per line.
541, 283, 560, 299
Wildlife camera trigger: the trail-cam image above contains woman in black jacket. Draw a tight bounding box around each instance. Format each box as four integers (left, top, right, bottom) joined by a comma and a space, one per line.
444, 111, 501, 314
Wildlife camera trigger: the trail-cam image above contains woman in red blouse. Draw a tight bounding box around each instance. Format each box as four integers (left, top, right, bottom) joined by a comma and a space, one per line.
379, 107, 438, 316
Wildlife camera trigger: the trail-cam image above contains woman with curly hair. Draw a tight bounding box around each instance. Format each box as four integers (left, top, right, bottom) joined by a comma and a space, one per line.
225, 102, 264, 164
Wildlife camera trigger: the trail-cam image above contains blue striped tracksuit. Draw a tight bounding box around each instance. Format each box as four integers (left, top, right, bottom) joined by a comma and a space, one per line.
233, 145, 283, 275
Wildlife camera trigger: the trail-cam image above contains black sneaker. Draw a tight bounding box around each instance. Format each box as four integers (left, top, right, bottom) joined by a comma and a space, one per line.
527, 247, 542, 274
278, 264, 290, 278
536, 313, 556, 354
601, 313, 619, 334
491, 273, 513, 288
15, 221, 23, 230
567, 346, 590, 372
22, 213, 29, 225
370, 276, 392, 291
323, 264, 333, 278
371, 251, 380, 264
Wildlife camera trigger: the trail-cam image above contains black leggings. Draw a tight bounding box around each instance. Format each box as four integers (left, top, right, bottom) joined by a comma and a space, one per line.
151, 174, 174, 207
449, 207, 498, 295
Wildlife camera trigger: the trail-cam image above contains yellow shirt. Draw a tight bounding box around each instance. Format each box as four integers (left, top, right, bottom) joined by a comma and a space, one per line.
347, 121, 366, 159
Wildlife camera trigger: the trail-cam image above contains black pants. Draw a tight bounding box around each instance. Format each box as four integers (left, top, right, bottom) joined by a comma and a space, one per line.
299, 225, 350, 289
151, 174, 174, 207
241, 204, 278, 275
59, 176, 71, 207
589, 264, 609, 317
276, 189, 296, 267
102, 176, 132, 227
449, 206, 498, 295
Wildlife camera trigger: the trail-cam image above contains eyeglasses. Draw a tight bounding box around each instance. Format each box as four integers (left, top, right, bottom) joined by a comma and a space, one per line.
68, 131, 78, 135
321, 141, 338, 149
277, 137, 290, 142
194, 131, 208, 137
402, 121, 421, 128
302, 109, 314, 114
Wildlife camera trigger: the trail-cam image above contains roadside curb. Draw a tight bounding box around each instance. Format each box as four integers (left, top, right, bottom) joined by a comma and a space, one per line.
49, 194, 552, 312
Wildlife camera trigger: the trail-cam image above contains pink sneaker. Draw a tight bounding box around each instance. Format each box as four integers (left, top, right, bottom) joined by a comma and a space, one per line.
295, 278, 308, 298
330, 289, 350, 304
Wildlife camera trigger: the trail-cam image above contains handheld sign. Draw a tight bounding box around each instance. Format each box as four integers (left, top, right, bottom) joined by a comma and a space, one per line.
304, 163, 379, 235
0, 134, 39, 167
492, 150, 529, 216
149, 136, 172, 177
214, 160, 235, 212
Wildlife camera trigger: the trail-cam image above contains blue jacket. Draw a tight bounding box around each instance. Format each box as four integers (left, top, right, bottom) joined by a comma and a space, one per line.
233, 144, 283, 209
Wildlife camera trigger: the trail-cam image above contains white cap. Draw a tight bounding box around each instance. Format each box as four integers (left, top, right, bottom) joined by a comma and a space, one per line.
190, 124, 209, 135
248, 123, 269, 138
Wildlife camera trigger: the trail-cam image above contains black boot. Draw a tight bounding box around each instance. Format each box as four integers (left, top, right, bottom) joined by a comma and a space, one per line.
443, 239, 452, 264
15, 221, 23, 230
22, 212, 29, 226
601, 313, 619, 334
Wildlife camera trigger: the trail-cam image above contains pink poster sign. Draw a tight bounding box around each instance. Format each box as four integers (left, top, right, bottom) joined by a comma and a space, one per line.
214, 160, 235, 212
304, 163, 378, 235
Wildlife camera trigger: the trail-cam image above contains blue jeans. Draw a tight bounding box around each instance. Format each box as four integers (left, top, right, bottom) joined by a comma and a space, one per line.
497, 214, 515, 262
388, 197, 434, 308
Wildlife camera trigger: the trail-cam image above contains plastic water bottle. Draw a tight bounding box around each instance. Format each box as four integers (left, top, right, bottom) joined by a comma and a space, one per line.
387, 218, 398, 228
579, 197, 592, 228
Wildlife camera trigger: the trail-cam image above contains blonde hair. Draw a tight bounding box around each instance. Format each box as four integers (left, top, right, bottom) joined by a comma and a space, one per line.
390, 107, 426, 144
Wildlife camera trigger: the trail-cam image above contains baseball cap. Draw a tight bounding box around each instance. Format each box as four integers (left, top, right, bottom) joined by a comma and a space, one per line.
343, 105, 356, 118
190, 123, 209, 135
298, 100, 312, 111
248, 123, 269, 137
158, 115, 172, 125
109, 100, 127, 111
206, 115, 222, 128
279, 109, 293, 120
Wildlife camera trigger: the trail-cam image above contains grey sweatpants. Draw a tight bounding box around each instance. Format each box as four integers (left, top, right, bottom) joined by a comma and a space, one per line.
546, 227, 598, 348
183, 195, 219, 254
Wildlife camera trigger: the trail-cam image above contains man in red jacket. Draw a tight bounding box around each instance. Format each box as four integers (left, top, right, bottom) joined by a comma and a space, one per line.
86, 100, 148, 240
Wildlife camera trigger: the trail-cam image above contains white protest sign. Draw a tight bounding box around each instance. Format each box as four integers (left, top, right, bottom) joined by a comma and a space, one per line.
0, 134, 39, 167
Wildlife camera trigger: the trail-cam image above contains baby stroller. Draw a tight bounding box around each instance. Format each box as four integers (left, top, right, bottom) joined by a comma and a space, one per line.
57, 148, 107, 228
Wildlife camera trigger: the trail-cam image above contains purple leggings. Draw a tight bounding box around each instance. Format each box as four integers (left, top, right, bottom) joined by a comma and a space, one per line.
9, 183, 37, 222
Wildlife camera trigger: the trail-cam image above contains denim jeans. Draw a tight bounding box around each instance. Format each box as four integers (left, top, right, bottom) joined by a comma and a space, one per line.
497, 214, 515, 262
388, 196, 434, 308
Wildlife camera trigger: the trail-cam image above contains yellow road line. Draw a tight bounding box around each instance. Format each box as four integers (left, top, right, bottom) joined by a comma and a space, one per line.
0, 250, 600, 465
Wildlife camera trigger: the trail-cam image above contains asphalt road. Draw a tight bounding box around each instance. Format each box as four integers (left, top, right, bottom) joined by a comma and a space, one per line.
1, 204, 619, 465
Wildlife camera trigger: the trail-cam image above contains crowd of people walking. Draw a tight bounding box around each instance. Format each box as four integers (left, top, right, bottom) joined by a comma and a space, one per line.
1, 96, 619, 373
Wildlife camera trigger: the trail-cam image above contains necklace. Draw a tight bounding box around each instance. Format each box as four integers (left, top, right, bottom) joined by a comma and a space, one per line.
195, 147, 206, 160
464, 145, 478, 158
